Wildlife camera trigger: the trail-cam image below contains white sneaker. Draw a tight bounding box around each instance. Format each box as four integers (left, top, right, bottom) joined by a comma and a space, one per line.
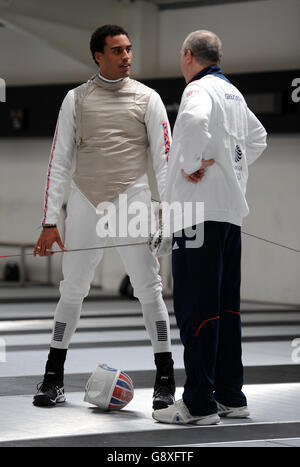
152, 399, 220, 425
217, 401, 250, 418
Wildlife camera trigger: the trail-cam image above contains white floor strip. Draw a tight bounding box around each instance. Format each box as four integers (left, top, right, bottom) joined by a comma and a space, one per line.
0, 315, 178, 333
0, 345, 184, 377
2, 325, 300, 348
171, 437, 300, 447
0, 384, 300, 444
0, 340, 297, 377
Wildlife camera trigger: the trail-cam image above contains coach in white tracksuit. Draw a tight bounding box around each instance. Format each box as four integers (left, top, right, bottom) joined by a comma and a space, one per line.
33, 25, 175, 409
153, 30, 267, 425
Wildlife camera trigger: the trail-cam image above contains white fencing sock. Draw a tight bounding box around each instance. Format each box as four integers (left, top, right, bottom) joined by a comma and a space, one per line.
50, 299, 82, 349
141, 296, 172, 354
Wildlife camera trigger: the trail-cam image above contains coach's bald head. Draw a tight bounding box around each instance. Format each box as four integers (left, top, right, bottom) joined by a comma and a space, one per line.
180, 30, 223, 83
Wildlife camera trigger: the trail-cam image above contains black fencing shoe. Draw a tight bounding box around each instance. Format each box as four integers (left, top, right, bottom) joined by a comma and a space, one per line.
153, 375, 175, 410
33, 374, 66, 407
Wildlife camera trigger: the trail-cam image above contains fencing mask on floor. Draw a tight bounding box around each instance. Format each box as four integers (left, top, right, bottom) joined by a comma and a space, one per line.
84, 363, 134, 410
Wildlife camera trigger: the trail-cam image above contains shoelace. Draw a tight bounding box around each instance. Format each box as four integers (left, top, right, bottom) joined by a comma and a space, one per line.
36, 382, 43, 392
36, 378, 61, 393
36, 381, 52, 393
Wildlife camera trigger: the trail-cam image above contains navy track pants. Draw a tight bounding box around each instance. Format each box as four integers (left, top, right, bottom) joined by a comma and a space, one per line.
172, 221, 247, 416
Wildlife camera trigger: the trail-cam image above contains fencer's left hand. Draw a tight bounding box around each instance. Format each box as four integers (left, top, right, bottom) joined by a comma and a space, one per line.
148, 227, 173, 257
34, 227, 66, 257
182, 158, 215, 183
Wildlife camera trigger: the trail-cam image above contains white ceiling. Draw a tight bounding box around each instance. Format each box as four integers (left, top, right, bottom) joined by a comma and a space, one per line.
0, 0, 121, 85
0, 0, 158, 85
0, 24, 95, 86
140, 0, 263, 7
0, 0, 299, 86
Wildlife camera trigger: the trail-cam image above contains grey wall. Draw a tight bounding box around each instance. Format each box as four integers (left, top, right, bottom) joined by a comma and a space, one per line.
1, 0, 300, 84
0, 134, 299, 303
158, 0, 300, 76
241, 135, 300, 305
0, 0, 299, 303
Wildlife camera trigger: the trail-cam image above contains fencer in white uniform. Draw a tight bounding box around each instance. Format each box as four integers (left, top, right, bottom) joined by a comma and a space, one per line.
45, 86, 171, 348
33, 25, 175, 409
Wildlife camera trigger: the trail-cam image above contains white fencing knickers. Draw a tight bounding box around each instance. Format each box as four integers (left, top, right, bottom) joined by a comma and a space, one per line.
50, 185, 172, 355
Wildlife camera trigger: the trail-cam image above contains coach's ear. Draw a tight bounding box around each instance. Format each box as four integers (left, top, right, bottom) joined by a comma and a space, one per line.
186, 49, 194, 64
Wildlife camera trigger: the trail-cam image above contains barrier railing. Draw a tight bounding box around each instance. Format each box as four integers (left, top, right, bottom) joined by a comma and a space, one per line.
0, 242, 53, 286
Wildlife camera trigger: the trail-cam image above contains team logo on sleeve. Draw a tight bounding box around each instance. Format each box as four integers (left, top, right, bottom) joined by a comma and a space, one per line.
235, 145, 243, 163
186, 90, 200, 98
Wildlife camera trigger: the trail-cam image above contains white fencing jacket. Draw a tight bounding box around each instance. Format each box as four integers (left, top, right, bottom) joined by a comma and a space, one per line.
42, 77, 171, 225
164, 73, 267, 228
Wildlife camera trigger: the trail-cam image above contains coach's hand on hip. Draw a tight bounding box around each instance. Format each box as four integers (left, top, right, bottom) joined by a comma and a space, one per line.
34, 226, 66, 257
182, 158, 215, 183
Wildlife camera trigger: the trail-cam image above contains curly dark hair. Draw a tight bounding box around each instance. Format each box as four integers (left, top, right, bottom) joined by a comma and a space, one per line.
90, 24, 129, 65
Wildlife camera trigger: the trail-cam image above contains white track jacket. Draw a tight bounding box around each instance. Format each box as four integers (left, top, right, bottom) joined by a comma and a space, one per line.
164, 74, 267, 227
42, 83, 171, 225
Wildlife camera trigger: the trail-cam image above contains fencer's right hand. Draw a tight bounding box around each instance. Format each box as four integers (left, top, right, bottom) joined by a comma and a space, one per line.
34, 227, 66, 257
148, 227, 173, 257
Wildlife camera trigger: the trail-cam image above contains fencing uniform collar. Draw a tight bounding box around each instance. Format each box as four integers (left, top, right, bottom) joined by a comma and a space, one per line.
98, 72, 123, 83
94, 73, 129, 91
189, 65, 230, 84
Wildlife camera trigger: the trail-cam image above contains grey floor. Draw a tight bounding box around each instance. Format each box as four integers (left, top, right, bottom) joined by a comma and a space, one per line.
0, 286, 300, 448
